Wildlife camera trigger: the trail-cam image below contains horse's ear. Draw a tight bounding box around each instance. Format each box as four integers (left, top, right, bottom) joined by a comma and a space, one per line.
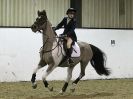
42, 10, 46, 13
37, 10, 40, 16
42, 10, 46, 16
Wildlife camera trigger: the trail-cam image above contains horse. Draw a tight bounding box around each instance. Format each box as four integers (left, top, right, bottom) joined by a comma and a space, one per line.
31, 10, 110, 94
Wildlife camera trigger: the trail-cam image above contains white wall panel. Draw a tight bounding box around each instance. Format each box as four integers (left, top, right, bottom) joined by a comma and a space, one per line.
0, 28, 133, 82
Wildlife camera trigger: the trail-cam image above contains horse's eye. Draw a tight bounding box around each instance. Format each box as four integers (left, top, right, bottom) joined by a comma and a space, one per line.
36, 18, 39, 21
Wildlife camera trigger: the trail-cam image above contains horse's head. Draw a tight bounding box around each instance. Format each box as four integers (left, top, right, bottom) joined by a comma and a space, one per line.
31, 10, 47, 33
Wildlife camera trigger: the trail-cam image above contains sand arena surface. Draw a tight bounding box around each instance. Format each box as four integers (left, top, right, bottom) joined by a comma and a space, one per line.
0, 79, 133, 99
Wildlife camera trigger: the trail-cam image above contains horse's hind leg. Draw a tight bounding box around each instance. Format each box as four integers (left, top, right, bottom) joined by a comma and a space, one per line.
70, 61, 88, 92
31, 59, 46, 89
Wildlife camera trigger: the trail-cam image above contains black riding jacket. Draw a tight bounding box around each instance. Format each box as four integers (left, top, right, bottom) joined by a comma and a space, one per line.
55, 17, 77, 42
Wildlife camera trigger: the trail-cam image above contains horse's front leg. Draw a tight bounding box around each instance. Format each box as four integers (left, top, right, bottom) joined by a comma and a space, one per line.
31, 59, 46, 89
42, 64, 56, 91
59, 66, 74, 94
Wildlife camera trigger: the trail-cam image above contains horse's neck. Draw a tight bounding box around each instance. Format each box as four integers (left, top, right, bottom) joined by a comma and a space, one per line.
42, 21, 57, 51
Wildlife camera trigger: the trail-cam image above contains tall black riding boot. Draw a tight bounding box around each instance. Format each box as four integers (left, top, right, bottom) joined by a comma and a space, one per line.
66, 48, 74, 64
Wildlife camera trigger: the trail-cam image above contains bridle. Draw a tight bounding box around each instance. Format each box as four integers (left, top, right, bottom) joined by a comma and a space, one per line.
36, 20, 64, 55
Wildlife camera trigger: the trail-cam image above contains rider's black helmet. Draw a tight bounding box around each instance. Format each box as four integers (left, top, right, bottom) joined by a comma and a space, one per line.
66, 8, 76, 15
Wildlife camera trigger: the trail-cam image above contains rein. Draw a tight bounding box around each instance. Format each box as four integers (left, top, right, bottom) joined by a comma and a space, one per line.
39, 21, 62, 53
40, 36, 64, 54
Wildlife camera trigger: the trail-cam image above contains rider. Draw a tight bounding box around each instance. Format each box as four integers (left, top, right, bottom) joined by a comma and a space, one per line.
54, 8, 77, 64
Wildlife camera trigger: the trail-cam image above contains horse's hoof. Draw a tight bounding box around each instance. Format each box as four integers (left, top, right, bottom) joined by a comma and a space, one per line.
59, 90, 64, 95
32, 83, 37, 89
70, 88, 75, 93
47, 85, 53, 91
49, 87, 53, 91
70, 83, 76, 92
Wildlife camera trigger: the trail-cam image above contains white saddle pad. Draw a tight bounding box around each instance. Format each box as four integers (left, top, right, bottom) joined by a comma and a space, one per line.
52, 41, 80, 58
71, 42, 80, 57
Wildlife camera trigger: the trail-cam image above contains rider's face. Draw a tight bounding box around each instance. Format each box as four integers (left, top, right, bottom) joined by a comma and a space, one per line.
68, 12, 75, 19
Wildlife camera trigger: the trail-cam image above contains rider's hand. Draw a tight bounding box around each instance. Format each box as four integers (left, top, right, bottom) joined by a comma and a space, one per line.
60, 34, 67, 37
59, 34, 63, 38
52, 27, 57, 32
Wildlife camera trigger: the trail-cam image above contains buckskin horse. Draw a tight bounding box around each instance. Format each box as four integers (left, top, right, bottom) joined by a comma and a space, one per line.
31, 10, 110, 94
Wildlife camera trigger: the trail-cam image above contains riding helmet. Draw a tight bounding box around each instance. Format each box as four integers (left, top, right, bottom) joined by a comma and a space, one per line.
66, 8, 76, 14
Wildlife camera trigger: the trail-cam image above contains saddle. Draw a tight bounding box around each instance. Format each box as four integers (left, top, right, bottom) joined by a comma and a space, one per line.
58, 38, 80, 66
59, 35, 80, 58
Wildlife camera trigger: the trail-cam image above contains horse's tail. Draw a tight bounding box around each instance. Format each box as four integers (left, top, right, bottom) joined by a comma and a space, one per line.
90, 44, 110, 76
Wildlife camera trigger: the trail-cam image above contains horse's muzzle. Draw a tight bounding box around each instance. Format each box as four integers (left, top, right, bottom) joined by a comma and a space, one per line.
31, 24, 37, 32
31, 24, 36, 29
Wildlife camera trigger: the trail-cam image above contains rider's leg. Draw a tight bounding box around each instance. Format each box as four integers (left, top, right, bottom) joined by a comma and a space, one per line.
67, 37, 73, 49
66, 37, 74, 64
